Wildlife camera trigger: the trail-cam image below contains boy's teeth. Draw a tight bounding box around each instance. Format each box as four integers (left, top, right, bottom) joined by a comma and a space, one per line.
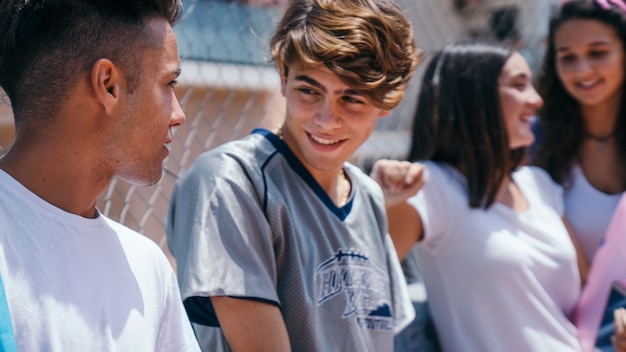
311, 134, 339, 145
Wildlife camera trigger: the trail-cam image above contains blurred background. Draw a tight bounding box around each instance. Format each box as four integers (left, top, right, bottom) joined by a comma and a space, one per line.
0, 0, 560, 266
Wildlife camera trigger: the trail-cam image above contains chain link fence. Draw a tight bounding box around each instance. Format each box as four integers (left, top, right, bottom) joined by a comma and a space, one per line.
0, 0, 559, 264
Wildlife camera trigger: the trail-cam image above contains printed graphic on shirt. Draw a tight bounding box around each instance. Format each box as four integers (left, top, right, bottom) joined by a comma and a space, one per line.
315, 248, 393, 331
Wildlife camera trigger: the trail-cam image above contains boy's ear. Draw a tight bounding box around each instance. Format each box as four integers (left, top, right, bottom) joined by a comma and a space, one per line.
278, 62, 289, 81
378, 110, 391, 118
91, 59, 121, 112
278, 62, 288, 97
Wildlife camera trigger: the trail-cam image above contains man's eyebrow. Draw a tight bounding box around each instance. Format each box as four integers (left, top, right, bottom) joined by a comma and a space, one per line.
163, 68, 182, 77
294, 74, 362, 96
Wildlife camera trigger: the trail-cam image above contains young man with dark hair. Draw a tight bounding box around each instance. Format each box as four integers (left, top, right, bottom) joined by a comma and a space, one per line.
0, 1, 199, 350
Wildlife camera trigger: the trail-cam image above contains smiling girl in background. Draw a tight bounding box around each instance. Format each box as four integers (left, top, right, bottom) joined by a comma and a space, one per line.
535, 0, 626, 274
533, 1, 626, 350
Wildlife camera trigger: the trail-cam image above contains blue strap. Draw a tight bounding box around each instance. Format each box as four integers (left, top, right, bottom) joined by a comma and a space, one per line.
0, 276, 17, 352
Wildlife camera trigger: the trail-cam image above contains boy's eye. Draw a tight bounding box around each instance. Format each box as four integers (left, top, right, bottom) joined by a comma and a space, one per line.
297, 87, 316, 94
343, 96, 363, 104
168, 79, 178, 88
295, 87, 320, 103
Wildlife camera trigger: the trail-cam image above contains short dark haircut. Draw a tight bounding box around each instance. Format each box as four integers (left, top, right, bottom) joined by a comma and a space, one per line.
534, 0, 626, 189
0, 0, 183, 126
408, 40, 522, 209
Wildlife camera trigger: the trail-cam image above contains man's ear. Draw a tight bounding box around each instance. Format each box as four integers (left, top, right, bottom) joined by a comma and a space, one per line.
91, 59, 121, 112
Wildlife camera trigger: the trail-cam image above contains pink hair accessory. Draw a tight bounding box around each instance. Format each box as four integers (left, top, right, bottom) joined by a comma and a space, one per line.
559, 0, 626, 11
595, 0, 626, 11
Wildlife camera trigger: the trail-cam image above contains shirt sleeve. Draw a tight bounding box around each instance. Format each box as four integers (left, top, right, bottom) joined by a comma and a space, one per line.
166, 152, 279, 314
156, 264, 202, 351
526, 166, 565, 217
406, 162, 453, 248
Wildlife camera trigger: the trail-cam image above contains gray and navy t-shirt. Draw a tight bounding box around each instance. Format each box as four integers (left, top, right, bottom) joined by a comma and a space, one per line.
166, 129, 413, 352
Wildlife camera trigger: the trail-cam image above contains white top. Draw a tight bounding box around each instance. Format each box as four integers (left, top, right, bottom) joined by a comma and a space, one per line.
564, 164, 622, 261
0, 170, 200, 352
406, 162, 582, 352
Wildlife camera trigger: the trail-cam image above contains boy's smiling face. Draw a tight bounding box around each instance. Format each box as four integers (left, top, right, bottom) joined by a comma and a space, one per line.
280, 65, 390, 180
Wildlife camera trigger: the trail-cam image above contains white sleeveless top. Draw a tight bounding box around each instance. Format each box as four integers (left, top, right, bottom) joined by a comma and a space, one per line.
564, 164, 622, 261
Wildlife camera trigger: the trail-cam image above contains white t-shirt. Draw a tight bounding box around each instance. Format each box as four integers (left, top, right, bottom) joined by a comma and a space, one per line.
0, 170, 200, 351
564, 164, 622, 261
406, 162, 582, 352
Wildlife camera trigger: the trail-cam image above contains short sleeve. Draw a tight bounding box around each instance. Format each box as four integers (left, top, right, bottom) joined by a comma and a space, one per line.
156, 264, 202, 351
405, 162, 455, 247
166, 152, 279, 308
524, 166, 565, 217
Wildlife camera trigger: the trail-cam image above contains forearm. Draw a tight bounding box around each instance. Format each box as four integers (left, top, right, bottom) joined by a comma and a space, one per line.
211, 296, 291, 352
387, 201, 423, 260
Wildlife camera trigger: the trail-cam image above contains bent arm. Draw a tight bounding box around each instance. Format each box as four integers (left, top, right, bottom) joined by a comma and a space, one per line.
370, 159, 426, 259
387, 201, 424, 260
370, 159, 425, 207
211, 296, 291, 352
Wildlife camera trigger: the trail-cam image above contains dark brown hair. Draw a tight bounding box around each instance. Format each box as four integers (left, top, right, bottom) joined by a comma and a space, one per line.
408, 40, 523, 209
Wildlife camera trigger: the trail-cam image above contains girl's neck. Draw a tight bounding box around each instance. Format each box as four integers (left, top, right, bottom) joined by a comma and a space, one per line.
496, 175, 528, 212
580, 91, 621, 136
